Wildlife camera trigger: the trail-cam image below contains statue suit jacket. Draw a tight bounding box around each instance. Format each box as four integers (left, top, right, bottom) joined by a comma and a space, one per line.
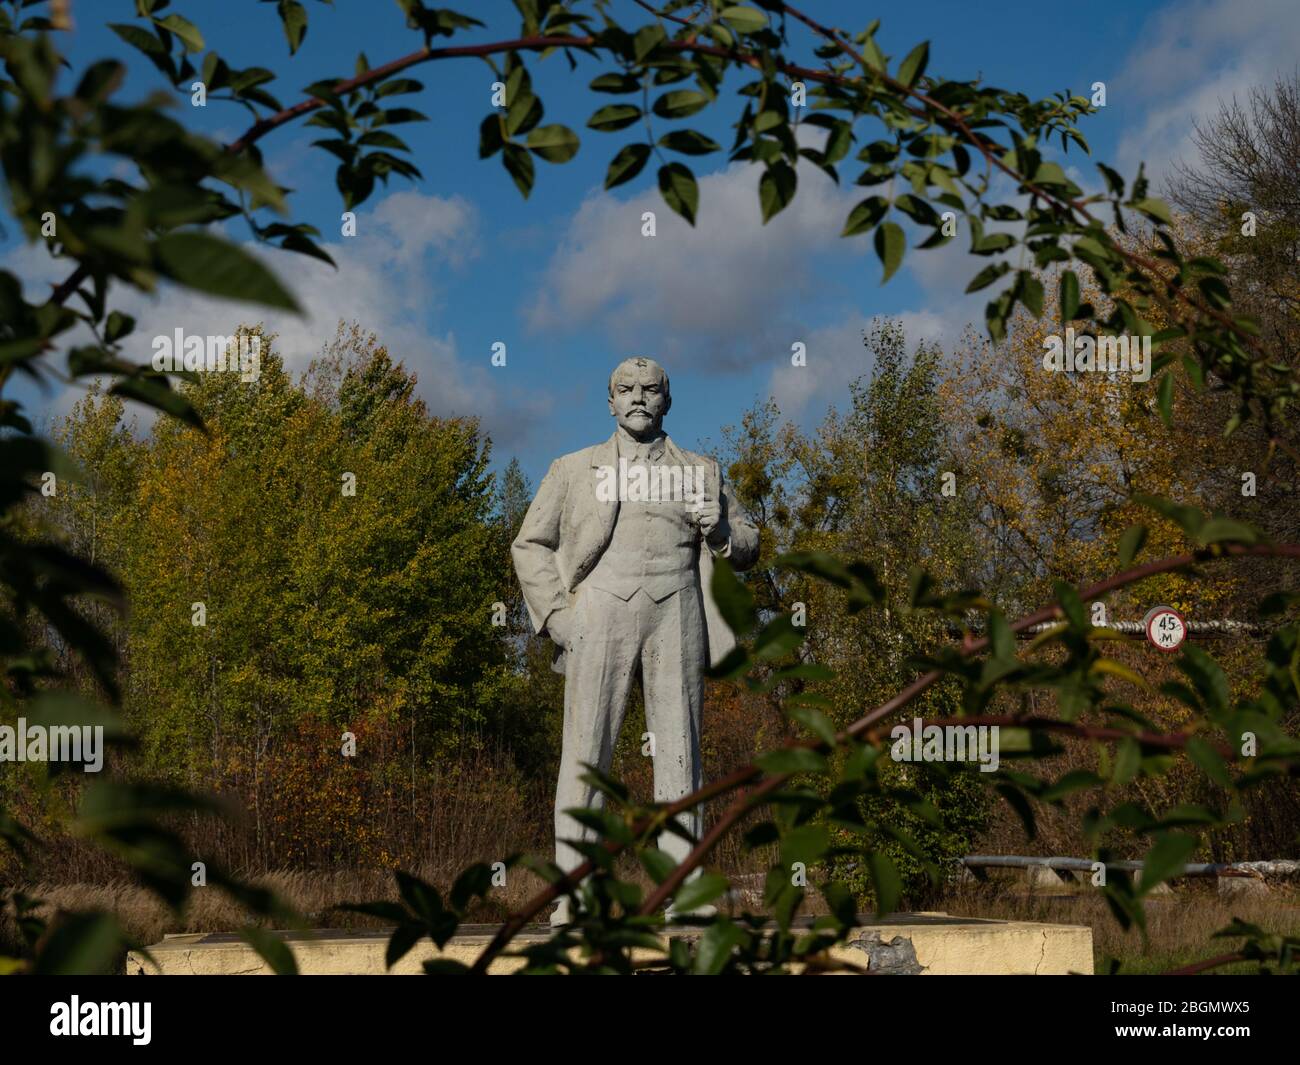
511, 431, 760, 673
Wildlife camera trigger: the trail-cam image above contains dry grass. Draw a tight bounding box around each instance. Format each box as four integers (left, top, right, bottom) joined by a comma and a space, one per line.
10, 864, 1297, 976
2, 864, 544, 953
939, 875, 1300, 974
2, 855, 757, 957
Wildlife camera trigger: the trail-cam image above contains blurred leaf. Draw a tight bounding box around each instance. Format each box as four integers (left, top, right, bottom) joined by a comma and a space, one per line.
239, 927, 297, 975
33, 913, 123, 975
155, 233, 300, 311
1140, 833, 1196, 895
1118, 524, 1147, 566
867, 852, 900, 915
673, 874, 729, 913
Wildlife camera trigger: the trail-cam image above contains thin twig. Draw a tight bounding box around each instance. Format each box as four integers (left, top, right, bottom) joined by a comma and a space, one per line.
468, 541, 1300, 972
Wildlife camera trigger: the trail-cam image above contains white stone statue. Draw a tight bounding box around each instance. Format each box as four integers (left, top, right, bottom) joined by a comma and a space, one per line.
511, 357, 759, 924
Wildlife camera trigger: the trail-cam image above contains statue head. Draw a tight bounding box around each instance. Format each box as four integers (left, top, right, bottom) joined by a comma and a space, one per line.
607, 356, 671, 440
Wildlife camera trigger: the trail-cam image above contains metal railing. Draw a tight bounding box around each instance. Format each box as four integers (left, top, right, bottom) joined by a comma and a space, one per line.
961, 855, 1300, 879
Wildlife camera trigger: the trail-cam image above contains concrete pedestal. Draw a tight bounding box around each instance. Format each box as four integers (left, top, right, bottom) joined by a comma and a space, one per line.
126, 912, 1093, 975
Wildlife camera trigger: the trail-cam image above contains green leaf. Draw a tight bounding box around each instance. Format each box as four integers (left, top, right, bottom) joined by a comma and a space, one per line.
385, 923, 425, 968
862, 34, 886, 74
755, 747, 827, 775
966, 261, 1010, 293
658, 163, 699, 225
658, 129, 720, 155
752, 614, 804, 660
780, 824, 830, 867
505, 93, 543, 137
357, 130, 410, 151
1118, 524, 1147, 566
587, 104, 641, 132
605, 143, 651, 189
396, 871, 444, 923
449, 863, 495, 912
633, 23, 666, 62
154, 13, 204, 53
896, 41, 929, 88
375, 107, 428, 127
673, 873, 729, 913
709, 555, 756, 635
1031, 161, 1070, 187
759, 162, 796, 223
1178, 645, 1230, 713
33, 913, 123, 975
653, 90, 710, 119
867, 852, 901, 916
375, 78, 423, 98
894, 194, 938, 226
1198, 517, 1258, 545
590, 72, 640, 94
1020, 274, 1044, 317
1042, 769, 1104, 801
842, 196, 888, 237
719, 5, 768, 33
1096, 163, 1125, 196
502, 143, 535, 198
1132, 197, 1172, 225
423, 959, 470, 974
1186, 738, 1232, 789
787, 706, 836, 745
988, 609, 1015, 662
108, 23, 167, 60
239, 927, 298, 975
154, 233, 300, 312
478, 113, 504, 158
694, 921, 746, 974
1156, 372, 1174, 426
1134, 499, 1198, 542
277, 0, 307, 55
971, 232, 1016, 255
996, 783, 1037, 839
1140, 834, 1196, 895
105, 311, 135, 342
874, 221, 905, 282
1113, 736, 1141, 786
526, 124, 579, 163
639, 847, 677, 884
1059, 271, 1080, 320
1054, 580, 1086, 629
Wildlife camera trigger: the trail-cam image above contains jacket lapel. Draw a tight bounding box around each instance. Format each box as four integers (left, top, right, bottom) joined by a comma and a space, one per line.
588, 432, 620, 544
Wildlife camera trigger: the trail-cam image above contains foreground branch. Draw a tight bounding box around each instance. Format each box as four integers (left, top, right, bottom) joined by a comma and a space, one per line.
469, 541, 1300, 973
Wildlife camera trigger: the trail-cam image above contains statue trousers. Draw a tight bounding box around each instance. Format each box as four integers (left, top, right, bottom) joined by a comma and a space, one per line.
555, 581, 705, 876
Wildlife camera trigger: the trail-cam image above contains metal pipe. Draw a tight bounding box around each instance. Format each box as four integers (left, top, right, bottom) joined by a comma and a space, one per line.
960, 855, 1299, 878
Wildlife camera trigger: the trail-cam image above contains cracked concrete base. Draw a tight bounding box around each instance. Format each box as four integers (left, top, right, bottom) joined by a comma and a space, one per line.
126, 914, 1093, 975
840, 916, 1091, 974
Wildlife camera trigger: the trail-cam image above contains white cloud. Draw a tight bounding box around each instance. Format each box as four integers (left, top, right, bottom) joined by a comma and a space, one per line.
1113, 0, 1300, 187
761, 307, 970, 424
3, 190, 551, 448
766, 311, 875, 420
525, 158, 865, 371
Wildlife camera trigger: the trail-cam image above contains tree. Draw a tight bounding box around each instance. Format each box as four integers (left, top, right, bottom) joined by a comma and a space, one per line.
1166, 74, 1300, 550
722, 320, 990, 900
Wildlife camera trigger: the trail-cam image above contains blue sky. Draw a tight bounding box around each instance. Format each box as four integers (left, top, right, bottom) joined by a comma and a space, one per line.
6, 0, 1299, 488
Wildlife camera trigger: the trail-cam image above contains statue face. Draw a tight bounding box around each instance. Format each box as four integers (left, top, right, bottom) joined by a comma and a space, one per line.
608, 359, 669, 439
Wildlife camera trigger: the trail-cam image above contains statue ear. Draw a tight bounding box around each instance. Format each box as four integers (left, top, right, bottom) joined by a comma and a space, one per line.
608, 395, 617, 416
662, 393, 672, 417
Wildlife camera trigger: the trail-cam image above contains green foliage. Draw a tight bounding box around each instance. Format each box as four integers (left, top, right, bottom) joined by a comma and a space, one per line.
46, 329, 508, 776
